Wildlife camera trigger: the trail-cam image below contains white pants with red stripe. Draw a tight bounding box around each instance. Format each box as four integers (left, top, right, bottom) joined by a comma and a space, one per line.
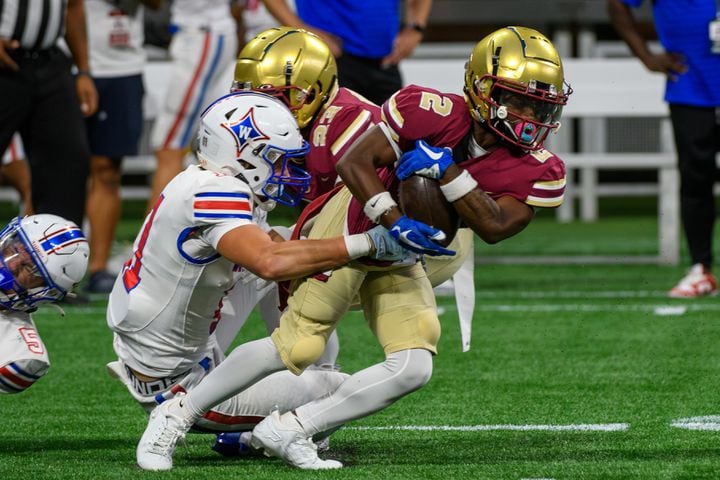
150, 26, 237, 151
108, 354, 348, 433
0, 311, 50, 394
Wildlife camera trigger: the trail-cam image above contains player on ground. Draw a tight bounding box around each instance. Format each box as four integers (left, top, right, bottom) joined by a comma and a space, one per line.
0, 214, 89, 393
107, 92, 406, 465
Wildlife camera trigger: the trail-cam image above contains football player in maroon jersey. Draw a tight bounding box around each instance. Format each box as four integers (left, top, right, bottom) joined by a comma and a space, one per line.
132, 26, 571, 471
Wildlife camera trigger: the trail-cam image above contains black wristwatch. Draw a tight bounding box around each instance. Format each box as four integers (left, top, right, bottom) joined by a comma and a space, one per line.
404, 22, 426, 34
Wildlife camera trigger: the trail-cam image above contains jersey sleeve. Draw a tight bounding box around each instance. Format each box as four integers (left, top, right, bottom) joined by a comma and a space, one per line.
525, 156, 566, 208
324, 104, 376, 162
305, 103, 377, 200
380, 85, 472, 154
192, 174, 255, 249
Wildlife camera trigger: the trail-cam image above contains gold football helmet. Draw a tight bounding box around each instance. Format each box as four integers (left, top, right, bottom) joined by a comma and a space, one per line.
464, 26, 572, 150
233, 27, 338, 129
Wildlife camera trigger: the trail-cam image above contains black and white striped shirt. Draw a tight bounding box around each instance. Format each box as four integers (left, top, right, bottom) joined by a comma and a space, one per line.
0, 0, 67, 51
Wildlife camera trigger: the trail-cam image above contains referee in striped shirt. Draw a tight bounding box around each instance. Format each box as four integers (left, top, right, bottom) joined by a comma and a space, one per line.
0, 0, 97, 226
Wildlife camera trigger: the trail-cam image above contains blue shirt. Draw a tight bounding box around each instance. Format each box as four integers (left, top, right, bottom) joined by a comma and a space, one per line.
296, 0, 400, 58
622, 0, 720, 106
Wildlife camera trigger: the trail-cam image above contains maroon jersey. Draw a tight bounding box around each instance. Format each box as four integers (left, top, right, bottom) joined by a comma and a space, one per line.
304, 88, 381, 201
346, 84, 566, 234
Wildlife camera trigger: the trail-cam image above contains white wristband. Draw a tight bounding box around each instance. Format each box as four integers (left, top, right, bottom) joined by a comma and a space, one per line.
344, 233, 373, 259
363, 191, 398, 223
439, 169, 478, 202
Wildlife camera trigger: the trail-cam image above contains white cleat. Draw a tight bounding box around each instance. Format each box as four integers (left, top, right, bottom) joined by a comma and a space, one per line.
136, 395, 193, 471
668, 264, 718, 298
251, 410, 342, 470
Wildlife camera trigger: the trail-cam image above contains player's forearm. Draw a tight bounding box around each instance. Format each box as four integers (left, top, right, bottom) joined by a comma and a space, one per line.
440, 165, 524, 244
405, 0, 431, 28
262, 0, 304, 28
607, 0, 653, 64
253, 236, 371, 281
337, 127, 403, 227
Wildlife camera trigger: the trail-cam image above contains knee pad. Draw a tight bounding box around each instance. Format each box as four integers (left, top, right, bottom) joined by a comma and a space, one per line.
0, 358, 49, 394
386, 349, 433, 395
285, 335, 327, 373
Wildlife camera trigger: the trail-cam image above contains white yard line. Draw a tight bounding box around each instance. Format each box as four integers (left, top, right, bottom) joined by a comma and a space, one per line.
437, 304, 720, 313
347, 423, 629, 432
670, 416, 720, 431
472, 290, 667, 299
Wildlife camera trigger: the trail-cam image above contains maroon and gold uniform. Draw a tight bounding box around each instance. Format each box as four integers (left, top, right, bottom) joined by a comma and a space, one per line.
303, 88, 380, 201
347, 85, 566, 235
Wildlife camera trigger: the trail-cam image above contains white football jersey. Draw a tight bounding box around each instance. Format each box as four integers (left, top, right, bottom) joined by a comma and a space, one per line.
171, 0, 236, 33
85, 0, 146, 77
0, 310, 49, 393
107, 165, 258, 378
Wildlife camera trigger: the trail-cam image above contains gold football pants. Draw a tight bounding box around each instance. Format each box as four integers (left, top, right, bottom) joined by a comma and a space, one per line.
272, 187, 441, 374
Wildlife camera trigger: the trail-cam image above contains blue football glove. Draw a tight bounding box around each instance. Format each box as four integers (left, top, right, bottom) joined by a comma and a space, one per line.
389, 216, 456, 257
365, 225, 412, 262
396, 139, 453, 180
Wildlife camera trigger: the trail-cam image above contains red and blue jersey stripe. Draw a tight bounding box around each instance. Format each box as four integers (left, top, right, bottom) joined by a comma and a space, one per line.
193, 192, 252, 220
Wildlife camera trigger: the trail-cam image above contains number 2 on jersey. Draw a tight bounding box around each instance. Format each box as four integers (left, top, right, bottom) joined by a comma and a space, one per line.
419, 92, 453, 116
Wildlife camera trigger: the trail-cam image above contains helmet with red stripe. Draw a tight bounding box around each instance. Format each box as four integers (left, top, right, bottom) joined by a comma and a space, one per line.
196, 91, 311, 210
0, 215, 89, 312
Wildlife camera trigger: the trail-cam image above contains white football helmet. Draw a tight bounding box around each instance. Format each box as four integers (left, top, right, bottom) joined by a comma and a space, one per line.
196, 91, 311, 210
0, 215, 89, 312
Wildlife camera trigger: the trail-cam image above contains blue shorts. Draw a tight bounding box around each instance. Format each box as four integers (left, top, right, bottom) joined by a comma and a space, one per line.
86, 74, 144, 159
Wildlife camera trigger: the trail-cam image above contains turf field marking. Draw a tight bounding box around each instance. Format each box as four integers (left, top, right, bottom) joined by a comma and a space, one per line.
436, 304, 720, 313
56, 302, 720, 317
670, 415, 720, 431
348, 423, 629, 432
473, 290, 666, 299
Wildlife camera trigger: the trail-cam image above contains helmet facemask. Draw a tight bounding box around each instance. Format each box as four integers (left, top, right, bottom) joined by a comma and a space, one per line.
478, 75, 568, 151
0, 217, 85, 312
241, 139, 311, 208
463, 26, 573, 151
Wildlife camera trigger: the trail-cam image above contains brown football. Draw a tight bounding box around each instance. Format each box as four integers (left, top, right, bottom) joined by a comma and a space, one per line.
398, 175, 459, 247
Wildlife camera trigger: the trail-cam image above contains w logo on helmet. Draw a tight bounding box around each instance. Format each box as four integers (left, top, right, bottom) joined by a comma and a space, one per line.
223, 108, 270, 154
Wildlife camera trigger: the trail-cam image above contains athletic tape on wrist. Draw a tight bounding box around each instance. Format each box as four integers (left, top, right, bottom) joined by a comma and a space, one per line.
363, 191, 398, 223
344, 234, 373, 259
440, 169, 478, 202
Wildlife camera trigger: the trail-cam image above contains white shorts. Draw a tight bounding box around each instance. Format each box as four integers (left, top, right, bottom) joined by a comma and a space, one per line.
2, 134, 25, 166
0, 312, 50, 393
150, 27, 237, 151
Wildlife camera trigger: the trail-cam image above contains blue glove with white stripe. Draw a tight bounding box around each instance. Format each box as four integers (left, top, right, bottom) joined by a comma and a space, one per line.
389, 216, 456, 257
396, 139, 453, 180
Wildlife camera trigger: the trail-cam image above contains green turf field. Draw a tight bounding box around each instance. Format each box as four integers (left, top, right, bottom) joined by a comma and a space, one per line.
1, 200, 720, 479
